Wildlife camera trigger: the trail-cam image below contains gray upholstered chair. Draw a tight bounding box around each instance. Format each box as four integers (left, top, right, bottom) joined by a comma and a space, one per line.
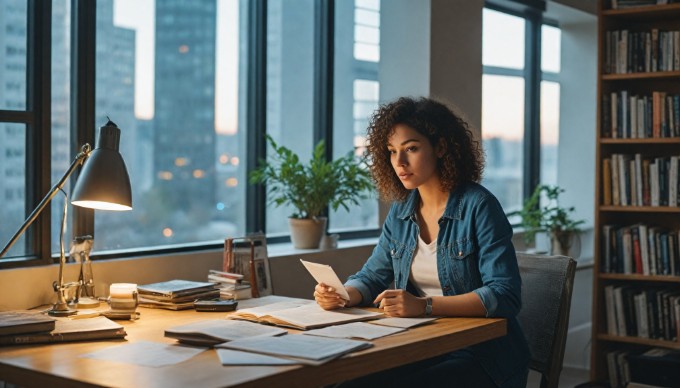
516, 252, 577, 388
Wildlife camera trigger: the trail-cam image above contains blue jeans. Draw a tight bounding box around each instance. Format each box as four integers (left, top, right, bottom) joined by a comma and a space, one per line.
338, 349, 527, 388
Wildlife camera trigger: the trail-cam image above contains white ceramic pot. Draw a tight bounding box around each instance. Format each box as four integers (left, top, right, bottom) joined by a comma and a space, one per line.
288, 217, 327, 249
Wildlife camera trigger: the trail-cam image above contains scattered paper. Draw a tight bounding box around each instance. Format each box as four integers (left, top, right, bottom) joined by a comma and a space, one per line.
80, 340, 205, 367
368, 317, 437, 328
217, 333, 372, 366
300, 260, 350, 300
301, 321, 405, 340
216, 348, 298, 365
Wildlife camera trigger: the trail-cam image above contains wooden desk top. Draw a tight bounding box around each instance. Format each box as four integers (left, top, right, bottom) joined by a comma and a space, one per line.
0, 298, 506, 388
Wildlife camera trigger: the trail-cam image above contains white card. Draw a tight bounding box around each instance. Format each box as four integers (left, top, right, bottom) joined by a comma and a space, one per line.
300, 259, 350, 300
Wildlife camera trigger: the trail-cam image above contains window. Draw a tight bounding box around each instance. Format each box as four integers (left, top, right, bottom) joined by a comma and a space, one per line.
265, 0, 315, 237
481, 4, 561, 220
331, 0, 380, 232
1, 0, 381, 265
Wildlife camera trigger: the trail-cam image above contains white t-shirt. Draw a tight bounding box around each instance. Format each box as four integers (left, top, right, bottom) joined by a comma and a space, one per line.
409, 235, 443, 297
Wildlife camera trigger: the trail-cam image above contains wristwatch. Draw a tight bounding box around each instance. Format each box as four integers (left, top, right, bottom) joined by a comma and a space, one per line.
424, 297, 433, 317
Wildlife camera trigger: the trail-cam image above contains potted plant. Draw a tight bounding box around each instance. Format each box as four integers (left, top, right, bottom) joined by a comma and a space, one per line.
511, 184, 585, 257
249, 135, 373, 249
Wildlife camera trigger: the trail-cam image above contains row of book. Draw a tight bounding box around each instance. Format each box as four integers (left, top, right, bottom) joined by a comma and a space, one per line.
602, 154, 680, 207
611, 0, 676, 9
603, 28, 680, 74
604, 284, 680, 342
607, 348, 680, 388
601, 224, 680, 276
601, 91, 680, 139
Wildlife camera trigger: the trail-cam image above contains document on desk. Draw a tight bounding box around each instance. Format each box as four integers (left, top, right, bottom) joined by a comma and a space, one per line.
369, 317, 438, 329
300, 259, 350, 300
164, 319, 287, 346
301, 321, 405, 340
81, 340, 205, 367
217, 333, 372, 366
216, 348, 298, 366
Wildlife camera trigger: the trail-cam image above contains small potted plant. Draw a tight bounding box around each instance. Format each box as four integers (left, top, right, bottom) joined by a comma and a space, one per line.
249, 135, 373, 249
511, 184, 585, 257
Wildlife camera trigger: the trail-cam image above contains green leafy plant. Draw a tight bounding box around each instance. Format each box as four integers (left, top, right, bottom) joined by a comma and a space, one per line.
249, 135, 374, 219
510, 184, 586, 245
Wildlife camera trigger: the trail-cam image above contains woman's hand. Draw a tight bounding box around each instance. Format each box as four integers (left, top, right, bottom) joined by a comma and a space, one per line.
314, 283, 348, 310
373, 289, 426, 317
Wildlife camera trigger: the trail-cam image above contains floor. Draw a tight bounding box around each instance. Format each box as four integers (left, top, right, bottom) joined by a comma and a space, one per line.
527, 366, 591, 388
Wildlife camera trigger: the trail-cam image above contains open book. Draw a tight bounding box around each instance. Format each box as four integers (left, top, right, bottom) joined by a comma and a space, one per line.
228, 298, 382, 330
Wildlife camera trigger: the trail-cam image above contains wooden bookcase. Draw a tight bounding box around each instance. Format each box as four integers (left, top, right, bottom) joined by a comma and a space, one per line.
592, 0, 680, 384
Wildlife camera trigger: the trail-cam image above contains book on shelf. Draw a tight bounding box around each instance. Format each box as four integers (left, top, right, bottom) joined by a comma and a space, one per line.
0, 311, 56, 336
628, 348, 680, 388
228, 297, 383, 330
164, 318, 287, 346
0, 316, 126, 346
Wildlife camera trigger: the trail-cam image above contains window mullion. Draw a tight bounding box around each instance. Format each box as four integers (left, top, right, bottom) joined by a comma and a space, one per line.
28, 0, 52, 264
246, 0, 267, 234
523, 11, 542, 199
70, 0, 97, 240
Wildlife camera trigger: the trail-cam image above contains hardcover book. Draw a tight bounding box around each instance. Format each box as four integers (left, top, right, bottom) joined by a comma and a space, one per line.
138, 279, 218, 298
0, 316, 126, 346
0, 311, 56, 336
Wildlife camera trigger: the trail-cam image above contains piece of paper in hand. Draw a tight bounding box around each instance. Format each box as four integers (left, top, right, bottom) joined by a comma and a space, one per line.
300, 260, 350, 300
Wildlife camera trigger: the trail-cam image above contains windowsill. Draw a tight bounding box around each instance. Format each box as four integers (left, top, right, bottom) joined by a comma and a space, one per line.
267, 237, 378, 258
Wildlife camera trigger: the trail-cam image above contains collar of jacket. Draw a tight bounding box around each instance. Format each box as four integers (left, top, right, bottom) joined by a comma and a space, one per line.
395, 184, 466, 221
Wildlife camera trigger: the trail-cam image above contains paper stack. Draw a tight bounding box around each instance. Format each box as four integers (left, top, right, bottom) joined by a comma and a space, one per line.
208, 269, 252, 300
138, 279, 220, 310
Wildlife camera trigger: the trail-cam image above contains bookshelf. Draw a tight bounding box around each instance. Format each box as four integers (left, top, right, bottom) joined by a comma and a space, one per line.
592, 0, 680, 385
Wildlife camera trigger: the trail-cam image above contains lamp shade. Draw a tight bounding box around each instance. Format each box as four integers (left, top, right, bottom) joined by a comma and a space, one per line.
71, 120, 132, 211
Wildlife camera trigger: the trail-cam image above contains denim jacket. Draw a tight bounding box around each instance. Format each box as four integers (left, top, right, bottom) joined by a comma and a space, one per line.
346, 182, 530, 387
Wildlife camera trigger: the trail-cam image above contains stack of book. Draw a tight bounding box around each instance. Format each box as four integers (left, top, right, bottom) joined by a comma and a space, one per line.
0, 311, 126, 346
207, 269, 252, 300
138, 279, 220, 310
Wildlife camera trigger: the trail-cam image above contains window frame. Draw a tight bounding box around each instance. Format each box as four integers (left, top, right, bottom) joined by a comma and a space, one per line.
483, 0, 560, 208
0, 0, 381, 267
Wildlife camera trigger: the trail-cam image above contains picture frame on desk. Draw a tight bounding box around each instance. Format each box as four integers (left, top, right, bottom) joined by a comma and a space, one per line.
223, 233, 272, 297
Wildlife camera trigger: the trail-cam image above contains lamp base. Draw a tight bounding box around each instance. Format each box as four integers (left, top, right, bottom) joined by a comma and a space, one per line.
76, 296, 100, 309
47, 301, 77, 317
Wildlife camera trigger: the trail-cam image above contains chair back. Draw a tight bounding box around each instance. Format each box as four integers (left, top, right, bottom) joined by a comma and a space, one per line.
516, 252, 576, 388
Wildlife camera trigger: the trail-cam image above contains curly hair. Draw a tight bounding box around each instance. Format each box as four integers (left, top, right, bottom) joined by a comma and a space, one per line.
366, 97, 484, 202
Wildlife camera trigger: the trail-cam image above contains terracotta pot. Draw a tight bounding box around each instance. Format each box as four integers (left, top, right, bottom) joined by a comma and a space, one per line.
288, 217, 327, 249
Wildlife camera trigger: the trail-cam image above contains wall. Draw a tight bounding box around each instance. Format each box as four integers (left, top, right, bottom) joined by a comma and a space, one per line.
547, 0, 598, 370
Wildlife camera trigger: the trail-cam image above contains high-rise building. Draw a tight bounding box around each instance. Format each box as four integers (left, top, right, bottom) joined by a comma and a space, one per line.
153, 0, 217, 210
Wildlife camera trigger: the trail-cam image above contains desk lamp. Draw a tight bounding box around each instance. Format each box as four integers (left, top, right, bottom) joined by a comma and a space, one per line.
0, 119, 132, 316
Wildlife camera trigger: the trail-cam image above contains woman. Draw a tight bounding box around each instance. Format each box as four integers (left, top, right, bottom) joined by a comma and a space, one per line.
314, 97, 530, 387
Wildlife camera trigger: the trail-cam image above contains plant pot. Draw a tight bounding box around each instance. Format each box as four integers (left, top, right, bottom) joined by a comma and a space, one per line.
288, 217, 327, 249
550, 231, 581, 259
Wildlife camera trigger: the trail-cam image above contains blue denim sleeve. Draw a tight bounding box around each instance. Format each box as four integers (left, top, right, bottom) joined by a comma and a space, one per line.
471, 194, 522, 318
345, 207, 397, 306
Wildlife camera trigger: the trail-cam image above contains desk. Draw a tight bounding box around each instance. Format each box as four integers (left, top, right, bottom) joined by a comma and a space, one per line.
0, 299, 506, 388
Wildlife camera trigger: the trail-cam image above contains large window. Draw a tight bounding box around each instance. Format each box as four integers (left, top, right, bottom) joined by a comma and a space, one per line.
0, 0, 381, 264
481, 4, 561, 220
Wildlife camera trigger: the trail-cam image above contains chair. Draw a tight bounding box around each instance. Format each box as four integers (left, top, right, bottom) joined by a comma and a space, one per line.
516, 252, 577, 388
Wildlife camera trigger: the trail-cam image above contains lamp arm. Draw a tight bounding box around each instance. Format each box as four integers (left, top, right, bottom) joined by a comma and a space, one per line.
0, 144, 91, 259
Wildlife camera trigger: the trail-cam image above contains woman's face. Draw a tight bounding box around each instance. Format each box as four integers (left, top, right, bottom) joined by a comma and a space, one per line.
387, 124, 441, 191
